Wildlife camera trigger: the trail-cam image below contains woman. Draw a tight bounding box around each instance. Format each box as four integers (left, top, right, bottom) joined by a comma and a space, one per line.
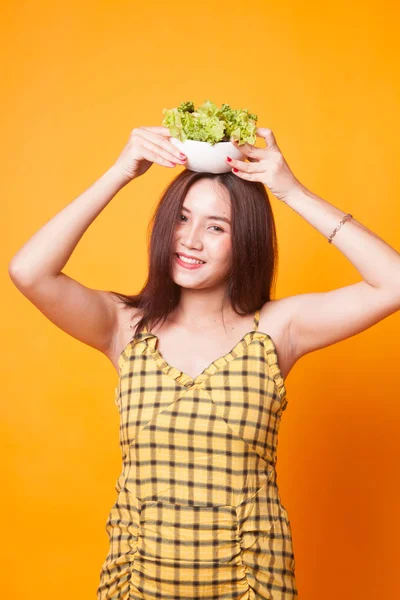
8, 126, 400, 599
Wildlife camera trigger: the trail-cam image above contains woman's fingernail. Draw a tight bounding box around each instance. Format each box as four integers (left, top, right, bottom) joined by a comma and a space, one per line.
180, 153, 186, 158
233, 168, 238, 173
226, 156, 232, 162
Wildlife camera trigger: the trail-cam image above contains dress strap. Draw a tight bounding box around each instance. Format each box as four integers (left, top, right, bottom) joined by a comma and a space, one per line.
253, 308, 260, 331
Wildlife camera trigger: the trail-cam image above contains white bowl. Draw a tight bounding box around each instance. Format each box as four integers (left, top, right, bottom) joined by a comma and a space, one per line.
170, 137, 245, 173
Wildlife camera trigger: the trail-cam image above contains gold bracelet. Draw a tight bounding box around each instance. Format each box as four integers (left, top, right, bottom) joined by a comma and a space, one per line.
328, 213, 353, 244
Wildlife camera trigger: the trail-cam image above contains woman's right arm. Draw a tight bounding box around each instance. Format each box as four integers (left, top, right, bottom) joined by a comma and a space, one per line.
8, 166, 131, 355
8, 126, 186, 356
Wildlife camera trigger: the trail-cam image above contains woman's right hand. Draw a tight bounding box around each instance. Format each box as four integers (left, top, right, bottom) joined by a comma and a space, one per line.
113, 126, 187, 182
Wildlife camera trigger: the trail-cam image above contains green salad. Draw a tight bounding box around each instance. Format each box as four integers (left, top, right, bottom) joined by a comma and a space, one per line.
162, 100, 257, 146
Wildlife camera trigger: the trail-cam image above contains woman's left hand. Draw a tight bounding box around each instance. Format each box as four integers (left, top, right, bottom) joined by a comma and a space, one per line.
229, 128, 303, 202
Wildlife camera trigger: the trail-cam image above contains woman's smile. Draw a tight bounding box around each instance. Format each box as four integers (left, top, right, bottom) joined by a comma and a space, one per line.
175, 253, 207, 270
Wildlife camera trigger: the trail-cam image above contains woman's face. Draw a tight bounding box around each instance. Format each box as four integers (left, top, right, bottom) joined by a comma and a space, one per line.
171, 178, 232, 290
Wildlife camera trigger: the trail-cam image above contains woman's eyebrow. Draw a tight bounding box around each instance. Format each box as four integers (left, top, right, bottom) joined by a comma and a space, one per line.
181, 206, 231, 225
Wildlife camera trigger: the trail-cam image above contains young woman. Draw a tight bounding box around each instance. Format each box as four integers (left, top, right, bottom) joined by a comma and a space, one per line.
9, 126, 400, 599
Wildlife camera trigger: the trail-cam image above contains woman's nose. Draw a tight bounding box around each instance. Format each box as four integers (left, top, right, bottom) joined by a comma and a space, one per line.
184, 238, 202, 249
183, 228, 202, 247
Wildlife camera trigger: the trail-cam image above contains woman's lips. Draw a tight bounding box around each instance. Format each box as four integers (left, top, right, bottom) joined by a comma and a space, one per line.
175, 254, 206, 270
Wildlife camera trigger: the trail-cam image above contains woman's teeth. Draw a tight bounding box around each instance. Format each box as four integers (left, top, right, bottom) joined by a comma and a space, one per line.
177, 254, 205, 265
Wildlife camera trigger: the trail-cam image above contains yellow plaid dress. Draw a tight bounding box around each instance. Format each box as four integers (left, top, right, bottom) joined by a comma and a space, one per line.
97, 309, 298, 599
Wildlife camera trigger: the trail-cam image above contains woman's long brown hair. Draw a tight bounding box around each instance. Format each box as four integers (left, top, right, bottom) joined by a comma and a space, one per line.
109, 168, 280, 336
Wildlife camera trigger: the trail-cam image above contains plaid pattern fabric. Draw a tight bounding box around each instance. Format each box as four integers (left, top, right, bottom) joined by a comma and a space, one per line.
97, 309, 298, 599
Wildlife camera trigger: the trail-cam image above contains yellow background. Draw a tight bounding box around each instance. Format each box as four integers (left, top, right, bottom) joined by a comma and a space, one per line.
3, 1, 400, 598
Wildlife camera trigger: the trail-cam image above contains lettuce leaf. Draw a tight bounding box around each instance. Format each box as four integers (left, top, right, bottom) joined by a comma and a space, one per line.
162, 100, 257, 145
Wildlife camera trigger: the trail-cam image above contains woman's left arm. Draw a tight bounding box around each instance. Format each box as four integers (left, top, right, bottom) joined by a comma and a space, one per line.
228, 128, 400, 359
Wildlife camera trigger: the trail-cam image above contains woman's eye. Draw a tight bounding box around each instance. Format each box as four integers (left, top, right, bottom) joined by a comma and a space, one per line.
178, 215, 223, 232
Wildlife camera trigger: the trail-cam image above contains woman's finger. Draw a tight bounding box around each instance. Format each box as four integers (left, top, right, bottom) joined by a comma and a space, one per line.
255, 128, 278, 149
141, 147, 177, 168
141, 137, 183, 164
142, 126, 172, 137
232, 139, 266, 160
231, 169, 259, 181
135, 127, 185, 162
227, 157, 266, 173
